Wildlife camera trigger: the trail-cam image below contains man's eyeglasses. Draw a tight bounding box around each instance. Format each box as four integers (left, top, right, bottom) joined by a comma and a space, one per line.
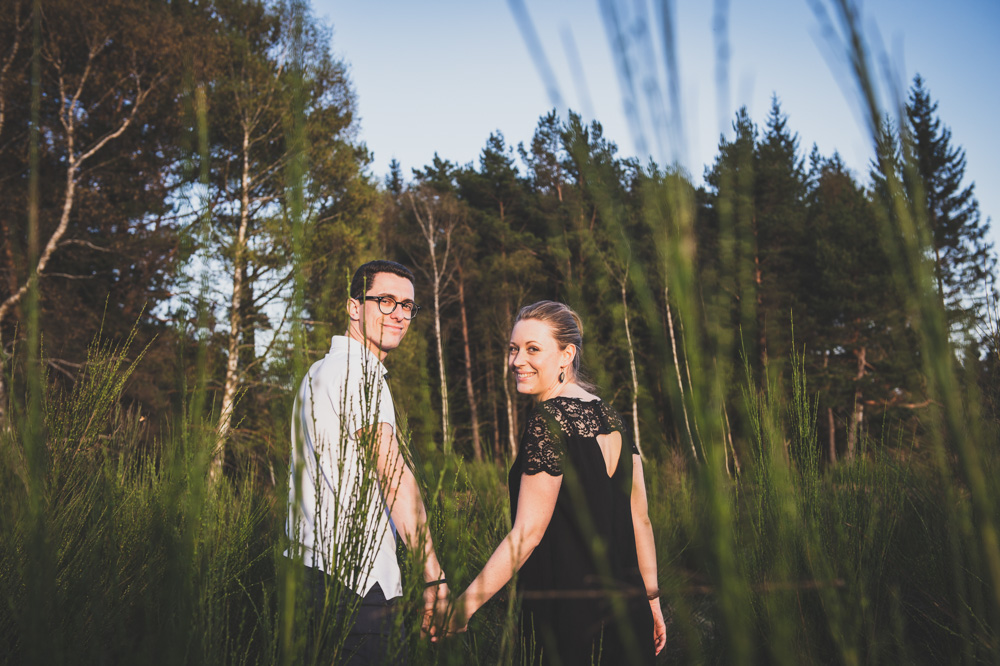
363, 295, 421, 320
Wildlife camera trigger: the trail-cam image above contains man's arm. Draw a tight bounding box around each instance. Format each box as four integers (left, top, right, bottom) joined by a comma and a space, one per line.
369, 423, 443, 578
369, 422, 448, 630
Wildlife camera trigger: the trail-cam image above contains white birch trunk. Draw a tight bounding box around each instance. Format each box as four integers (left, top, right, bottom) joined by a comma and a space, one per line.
458, 272, 482, 460
407, 191, 455, 454
664, 284, 697, 462
621, 282, 643, 457
432, 271, 450, 452
503, 357, 517, 457
213, 124, 253, 479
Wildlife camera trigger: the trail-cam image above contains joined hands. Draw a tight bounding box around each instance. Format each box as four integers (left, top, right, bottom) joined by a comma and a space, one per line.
425, 587, 474, 642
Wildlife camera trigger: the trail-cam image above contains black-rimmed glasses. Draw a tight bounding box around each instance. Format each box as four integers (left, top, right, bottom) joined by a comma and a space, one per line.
363, 295, 421, 319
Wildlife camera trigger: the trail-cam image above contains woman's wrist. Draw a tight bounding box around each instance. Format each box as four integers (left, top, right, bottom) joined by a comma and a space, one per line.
458, 589, 483, 620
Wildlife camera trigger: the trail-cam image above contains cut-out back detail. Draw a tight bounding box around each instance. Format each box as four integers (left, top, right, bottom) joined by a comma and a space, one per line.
596, 430, 622, 477
521, 397, 637, 476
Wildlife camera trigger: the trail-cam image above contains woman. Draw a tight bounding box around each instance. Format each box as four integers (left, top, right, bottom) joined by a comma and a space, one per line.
443, 301, 666, 664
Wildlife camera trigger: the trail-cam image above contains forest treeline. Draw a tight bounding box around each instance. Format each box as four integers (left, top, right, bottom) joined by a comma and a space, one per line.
0, 0, 996, 481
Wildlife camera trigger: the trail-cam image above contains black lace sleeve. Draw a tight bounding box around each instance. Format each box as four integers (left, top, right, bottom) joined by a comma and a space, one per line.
521, 406, 565, 476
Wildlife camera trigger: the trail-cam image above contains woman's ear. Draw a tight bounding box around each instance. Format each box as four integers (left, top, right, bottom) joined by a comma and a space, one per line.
562, 343, 577, 368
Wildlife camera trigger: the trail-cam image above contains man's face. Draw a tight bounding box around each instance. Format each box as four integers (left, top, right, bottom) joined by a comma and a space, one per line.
349, 272, 415, 358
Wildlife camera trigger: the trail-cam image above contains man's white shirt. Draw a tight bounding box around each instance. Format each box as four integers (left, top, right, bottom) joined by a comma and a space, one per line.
286, 335, 402, 599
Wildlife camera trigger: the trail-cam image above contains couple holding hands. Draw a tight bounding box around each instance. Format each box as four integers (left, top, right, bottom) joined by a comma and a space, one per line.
287, 260, 666, 665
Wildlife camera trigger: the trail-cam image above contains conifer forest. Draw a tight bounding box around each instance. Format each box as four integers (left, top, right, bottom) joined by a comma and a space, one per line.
1, 0, 998, 664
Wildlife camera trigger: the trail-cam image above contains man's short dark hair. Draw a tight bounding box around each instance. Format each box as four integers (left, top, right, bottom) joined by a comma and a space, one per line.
350, 260, 415, 300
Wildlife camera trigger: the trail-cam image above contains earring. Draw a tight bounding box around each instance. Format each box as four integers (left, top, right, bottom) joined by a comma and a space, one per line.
559, 370, 566, 383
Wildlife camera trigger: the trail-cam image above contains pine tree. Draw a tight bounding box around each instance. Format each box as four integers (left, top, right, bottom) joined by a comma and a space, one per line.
702, 107, 759, 377
905, 75, 995, 334
804, 153, 922, 460
753, 96, 809, 371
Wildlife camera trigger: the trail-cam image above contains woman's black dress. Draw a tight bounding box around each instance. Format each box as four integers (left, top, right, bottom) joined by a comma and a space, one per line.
509, 396, 654, 666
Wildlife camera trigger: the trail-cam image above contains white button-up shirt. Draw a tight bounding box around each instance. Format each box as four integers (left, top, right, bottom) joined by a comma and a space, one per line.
286, 335, 402, 599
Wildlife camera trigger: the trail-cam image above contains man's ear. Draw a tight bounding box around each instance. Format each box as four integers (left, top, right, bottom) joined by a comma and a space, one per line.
346, 297, 361, 322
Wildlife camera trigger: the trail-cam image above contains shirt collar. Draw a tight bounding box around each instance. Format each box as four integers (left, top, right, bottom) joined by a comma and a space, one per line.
331, 334, 389, 378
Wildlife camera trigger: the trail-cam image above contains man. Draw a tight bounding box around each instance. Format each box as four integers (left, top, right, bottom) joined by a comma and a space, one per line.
287, 260, 448, 664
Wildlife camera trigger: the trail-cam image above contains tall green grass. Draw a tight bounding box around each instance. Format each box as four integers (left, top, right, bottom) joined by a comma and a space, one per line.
2, 310, 996, 664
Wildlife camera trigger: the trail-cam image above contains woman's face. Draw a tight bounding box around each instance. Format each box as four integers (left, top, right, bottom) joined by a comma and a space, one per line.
508, 318, 574, 400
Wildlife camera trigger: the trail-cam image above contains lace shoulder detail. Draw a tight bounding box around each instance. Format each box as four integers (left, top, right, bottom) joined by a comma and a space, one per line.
521, 405, 565, 476
599, 401, 639, 455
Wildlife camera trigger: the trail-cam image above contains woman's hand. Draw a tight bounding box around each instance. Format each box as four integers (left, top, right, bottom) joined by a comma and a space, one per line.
429, 592, 471, 642
650, 597, 667, 655
445, 595, 471, 635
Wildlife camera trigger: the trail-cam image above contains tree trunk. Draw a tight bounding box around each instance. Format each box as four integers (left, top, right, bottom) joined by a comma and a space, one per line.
664, 284, 697, 462
458, 268, 482, 461
503, 355, 517, 457
432, 270, 450, 453
621, 282, 643, 457
503, 301, 517, 456
407, 190, 455, 455
827, 407, 837, 464
933, 243, 945, 307
487, 364, 500, 459
677, 299, 705, 448
723, 404, 740, 476
753, 213, 767, 373
214, 125, 252, 480
846, 345, 866, 461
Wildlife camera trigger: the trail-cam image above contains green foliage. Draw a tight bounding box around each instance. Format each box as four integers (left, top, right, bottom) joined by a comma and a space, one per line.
1, 311, 999, 663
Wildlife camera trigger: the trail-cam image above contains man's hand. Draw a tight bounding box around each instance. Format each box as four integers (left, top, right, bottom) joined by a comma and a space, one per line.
421, 581, 450, 638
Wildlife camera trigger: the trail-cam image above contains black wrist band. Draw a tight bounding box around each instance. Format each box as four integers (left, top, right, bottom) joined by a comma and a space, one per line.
647, 590, 660, 600
424, 579, 447, 588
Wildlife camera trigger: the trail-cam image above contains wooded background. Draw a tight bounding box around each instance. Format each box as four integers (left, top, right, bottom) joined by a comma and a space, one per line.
0, 0, 995, 479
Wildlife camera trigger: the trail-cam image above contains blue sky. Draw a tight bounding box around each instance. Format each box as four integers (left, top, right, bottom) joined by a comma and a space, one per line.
312, 0, 1000, 271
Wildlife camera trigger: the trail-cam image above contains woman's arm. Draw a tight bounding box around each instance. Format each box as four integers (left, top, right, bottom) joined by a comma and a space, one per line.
442, 471, 562, 634
631, 454, 667, 655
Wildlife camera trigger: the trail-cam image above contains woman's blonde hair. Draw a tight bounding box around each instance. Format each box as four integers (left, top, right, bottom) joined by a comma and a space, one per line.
514, 300, 597, 390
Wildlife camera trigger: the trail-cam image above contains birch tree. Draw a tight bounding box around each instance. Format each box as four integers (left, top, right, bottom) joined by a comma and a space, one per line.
205, 1, 294, 463
0, 0, 183, 424
404, 183, 461, 454
598, 242, 644, 456
197, 0, 368, 478
457, 262, 483, 460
